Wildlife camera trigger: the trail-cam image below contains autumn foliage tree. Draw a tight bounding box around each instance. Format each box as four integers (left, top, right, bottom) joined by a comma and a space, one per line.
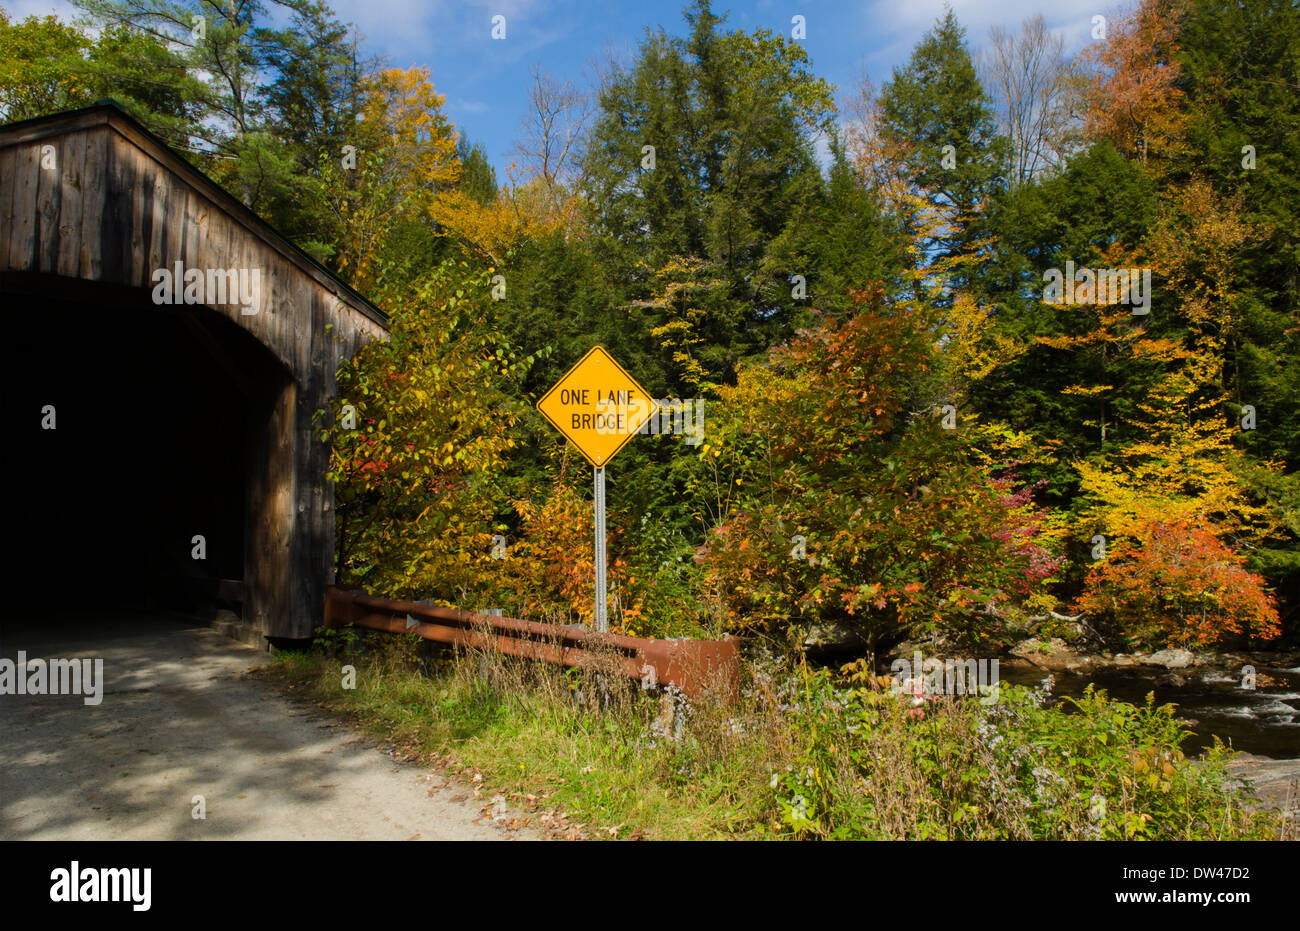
1055, 171, 1287, 640
1078, 519, 1280, 647
322, 66, 461, 296
326, 261, 538, 603
1082, 0, 1191, 172
701, 287, 1060, 651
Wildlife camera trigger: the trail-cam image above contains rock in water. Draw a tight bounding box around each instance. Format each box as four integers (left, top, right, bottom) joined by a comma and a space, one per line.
1148, 648, 1195, 669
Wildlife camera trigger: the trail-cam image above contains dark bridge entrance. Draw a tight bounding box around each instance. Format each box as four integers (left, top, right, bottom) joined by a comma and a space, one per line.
0, 104, 388, 641
3, 284, 289, 621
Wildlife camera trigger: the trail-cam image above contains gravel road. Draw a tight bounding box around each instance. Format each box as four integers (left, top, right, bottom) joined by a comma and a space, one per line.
0, 613, 534, 841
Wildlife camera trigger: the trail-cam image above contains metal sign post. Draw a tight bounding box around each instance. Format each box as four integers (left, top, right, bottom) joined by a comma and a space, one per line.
593, 466, 607, 632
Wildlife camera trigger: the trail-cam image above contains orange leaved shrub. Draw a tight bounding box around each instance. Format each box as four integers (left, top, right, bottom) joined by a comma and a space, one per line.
1078, 519, 1280, 648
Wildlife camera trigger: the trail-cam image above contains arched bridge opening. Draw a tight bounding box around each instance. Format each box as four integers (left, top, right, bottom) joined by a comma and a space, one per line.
0, 103, 387, 644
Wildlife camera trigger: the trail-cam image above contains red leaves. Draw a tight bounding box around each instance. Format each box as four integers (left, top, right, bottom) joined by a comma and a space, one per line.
990, 476, 1063, 595
703, 283, 1063, 647
1078, 518, 1281, 647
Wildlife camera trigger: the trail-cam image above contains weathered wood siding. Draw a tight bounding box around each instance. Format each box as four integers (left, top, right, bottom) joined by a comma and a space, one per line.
0, 105, 388, 639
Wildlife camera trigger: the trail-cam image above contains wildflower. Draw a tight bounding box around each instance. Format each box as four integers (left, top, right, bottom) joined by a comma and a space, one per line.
1089, 794, 1107, 822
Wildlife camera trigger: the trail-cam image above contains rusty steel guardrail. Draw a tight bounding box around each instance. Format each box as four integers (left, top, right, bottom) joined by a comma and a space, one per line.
323, 586, 739, 701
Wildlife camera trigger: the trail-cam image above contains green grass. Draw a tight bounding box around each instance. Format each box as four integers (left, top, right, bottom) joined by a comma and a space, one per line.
265, 633, 1283, 841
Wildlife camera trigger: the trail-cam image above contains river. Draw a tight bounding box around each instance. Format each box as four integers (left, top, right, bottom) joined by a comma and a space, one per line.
998, 660, 1300, 758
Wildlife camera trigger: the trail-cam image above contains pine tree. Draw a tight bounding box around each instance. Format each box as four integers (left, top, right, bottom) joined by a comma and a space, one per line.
456, 136, 498, 206
877, 9, 1006, 297
581, 0, 836, 391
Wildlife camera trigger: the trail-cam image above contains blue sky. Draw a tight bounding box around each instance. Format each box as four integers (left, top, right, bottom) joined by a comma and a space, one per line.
7, 0, 1113, 177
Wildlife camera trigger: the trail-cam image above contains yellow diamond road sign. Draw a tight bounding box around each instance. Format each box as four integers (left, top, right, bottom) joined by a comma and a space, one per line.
537, 346, 658, 468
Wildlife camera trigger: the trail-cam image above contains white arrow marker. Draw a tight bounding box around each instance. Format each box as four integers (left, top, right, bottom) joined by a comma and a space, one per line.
406, 614, 419, 631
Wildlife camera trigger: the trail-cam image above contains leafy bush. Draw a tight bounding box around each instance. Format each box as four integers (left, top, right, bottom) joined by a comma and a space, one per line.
325, 260, 539, 603
700, 289, 1061, 650
1078, 518, 1281, 648
767, 666, 1276, 840
481, 477, 598, 624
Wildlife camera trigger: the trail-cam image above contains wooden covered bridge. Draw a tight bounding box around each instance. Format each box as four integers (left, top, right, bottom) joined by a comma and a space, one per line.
0, 103, 388, 642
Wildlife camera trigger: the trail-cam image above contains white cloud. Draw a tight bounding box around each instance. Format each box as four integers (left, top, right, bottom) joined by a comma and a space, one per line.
325, 0, 445, 55
328, 0, 559, 62
2, 0, 79, 20
859, 0, 1112, 60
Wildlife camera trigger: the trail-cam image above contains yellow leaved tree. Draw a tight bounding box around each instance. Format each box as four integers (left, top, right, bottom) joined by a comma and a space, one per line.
325, 67, 460, 295
431, 165, 587, 266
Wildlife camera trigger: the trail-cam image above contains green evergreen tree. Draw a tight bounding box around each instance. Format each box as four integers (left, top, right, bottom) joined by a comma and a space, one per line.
73, 0, 365, 254
878, 9, 1006, 296
456, 135, 498, 205
1175, 0, 1300, 469
581, 0, 837, 390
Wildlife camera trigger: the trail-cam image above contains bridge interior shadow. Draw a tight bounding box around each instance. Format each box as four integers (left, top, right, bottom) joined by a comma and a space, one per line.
0, 285, 289, 625
0, 289, 383, 838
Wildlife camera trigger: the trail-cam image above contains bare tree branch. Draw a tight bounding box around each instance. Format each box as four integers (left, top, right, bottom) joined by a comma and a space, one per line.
511, 64, 592, 206
979, 15, 1080, 186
